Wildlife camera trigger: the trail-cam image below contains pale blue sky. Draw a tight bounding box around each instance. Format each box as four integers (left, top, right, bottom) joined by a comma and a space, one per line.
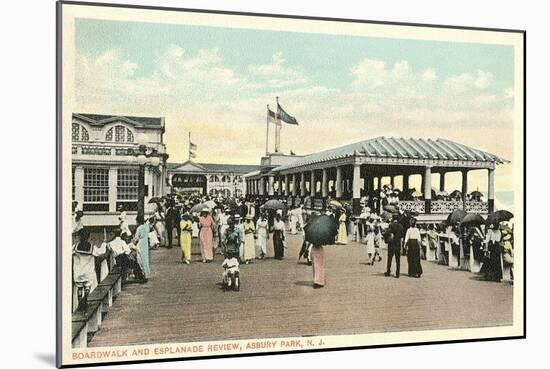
75, 18, 514, 93
74, 18, 516, 198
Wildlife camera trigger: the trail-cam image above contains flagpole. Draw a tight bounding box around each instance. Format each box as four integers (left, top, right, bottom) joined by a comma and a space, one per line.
266, 104, 270, 155
188, 132, 191, 161
275, 96, 281, 153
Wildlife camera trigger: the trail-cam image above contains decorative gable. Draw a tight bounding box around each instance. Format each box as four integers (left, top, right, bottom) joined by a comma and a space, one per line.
172, 161, 207, 173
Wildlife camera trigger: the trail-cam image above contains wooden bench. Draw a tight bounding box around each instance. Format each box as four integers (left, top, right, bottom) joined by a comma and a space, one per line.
71, 266, 124, 348
98, 268, 122, 298
87, 285, 113, 314
72, 320, 88, 348
72, 301, 102, 334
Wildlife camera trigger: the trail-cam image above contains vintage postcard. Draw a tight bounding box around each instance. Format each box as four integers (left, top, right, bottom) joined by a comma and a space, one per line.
57, 1, 525, 367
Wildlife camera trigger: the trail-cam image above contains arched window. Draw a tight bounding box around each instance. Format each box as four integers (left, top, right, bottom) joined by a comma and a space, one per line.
105, 125, 135, 143
72, 123, 90, 142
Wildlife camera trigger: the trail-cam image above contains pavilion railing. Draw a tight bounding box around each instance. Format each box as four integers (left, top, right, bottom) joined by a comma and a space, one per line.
398, 201, 425, 214
398, 200, 488, 214
463, 201, 488, 213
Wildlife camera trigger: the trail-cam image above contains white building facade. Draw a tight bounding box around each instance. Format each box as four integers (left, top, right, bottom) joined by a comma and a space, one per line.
72, 113, 168, 226
167, 161, 261, 198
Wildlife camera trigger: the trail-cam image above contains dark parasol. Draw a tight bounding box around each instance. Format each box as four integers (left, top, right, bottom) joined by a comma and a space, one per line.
304, 214, 338, 246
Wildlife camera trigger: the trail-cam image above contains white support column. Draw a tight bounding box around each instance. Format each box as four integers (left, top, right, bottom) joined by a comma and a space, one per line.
260, 177, 266, 196
108, 168, 117, 212
291, 173, 297, 197
268, 175, 275, 196
424, 166, 432, 214
75, 166, 84, 209
277, 176, 282, 196
144, 167, 150, 202
310, 170, 316, 197
335, 166, 342, 198
285, 174, 290, 196
352, 163, 361, 215
352, 164, 361, 199
488, 168, 495, 213
300, 172, 306, 196
321, 168, 328, 198
462, 170, 468, 210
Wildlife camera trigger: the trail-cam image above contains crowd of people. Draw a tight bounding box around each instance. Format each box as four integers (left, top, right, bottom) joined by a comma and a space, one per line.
71, 191, 513, 309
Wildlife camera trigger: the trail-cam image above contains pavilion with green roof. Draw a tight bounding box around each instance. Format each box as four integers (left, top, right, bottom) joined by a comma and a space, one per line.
245, 136, 508, 216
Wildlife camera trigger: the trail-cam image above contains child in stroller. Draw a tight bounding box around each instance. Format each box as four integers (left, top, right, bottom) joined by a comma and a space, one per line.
221, 255, 240, 291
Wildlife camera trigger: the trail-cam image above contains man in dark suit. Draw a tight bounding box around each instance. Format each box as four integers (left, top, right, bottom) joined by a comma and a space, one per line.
164, 200, 180, 249
384, 216, 404, 278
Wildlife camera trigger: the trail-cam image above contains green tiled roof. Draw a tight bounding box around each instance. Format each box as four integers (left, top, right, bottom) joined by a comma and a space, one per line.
272, 136, 508, 172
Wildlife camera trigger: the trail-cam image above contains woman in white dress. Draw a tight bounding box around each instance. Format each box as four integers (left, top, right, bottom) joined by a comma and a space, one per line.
365, 224, 376, 265
255, 213, 269, 259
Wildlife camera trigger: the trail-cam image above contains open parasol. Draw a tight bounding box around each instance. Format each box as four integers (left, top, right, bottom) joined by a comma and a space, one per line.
383, 205, 399, 214
304, 214, 338, 246
203, 200, 217, 209
190, 202, 208, 213
446, 209, 467, 225
486, 210, 513, 226
262, 199, 285, 210
148, 197, 162, 204
495, 209, 514, 222
461, 213, 485, 227
329, 199, 343, 208
449, 190, 463, 200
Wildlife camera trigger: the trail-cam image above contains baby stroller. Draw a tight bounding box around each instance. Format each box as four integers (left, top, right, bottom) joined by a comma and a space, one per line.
221, 256, 240, 291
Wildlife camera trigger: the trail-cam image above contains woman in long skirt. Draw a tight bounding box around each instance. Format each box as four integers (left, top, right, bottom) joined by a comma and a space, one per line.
134, 215, 151, 281
154, 205, 167, 246
336, 211, 348, 244
404, 218, 423, 278
243, 215, 256, 264
255, 213, 268, 259
199, 209, 214, 263
311, 245, 325, 288
365, 225, 376, 265
179, 213, 192, 264
481, 224, 503, 282
272, 214, 285, 260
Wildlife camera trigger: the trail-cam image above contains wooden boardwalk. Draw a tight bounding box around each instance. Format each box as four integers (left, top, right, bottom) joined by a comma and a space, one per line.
89, 232, 513, 347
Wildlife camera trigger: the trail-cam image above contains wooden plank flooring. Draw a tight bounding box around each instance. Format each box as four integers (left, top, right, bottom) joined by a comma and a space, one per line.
89, 232, 513, 347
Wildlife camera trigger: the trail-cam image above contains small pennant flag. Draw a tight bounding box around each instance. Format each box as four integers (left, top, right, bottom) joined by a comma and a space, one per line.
277, 103, 299, 125
189, 151, 197, 159
189, 142, 197, 151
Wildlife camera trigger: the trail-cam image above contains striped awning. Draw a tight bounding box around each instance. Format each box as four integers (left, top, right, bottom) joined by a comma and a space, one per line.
272, 137, 508, 172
